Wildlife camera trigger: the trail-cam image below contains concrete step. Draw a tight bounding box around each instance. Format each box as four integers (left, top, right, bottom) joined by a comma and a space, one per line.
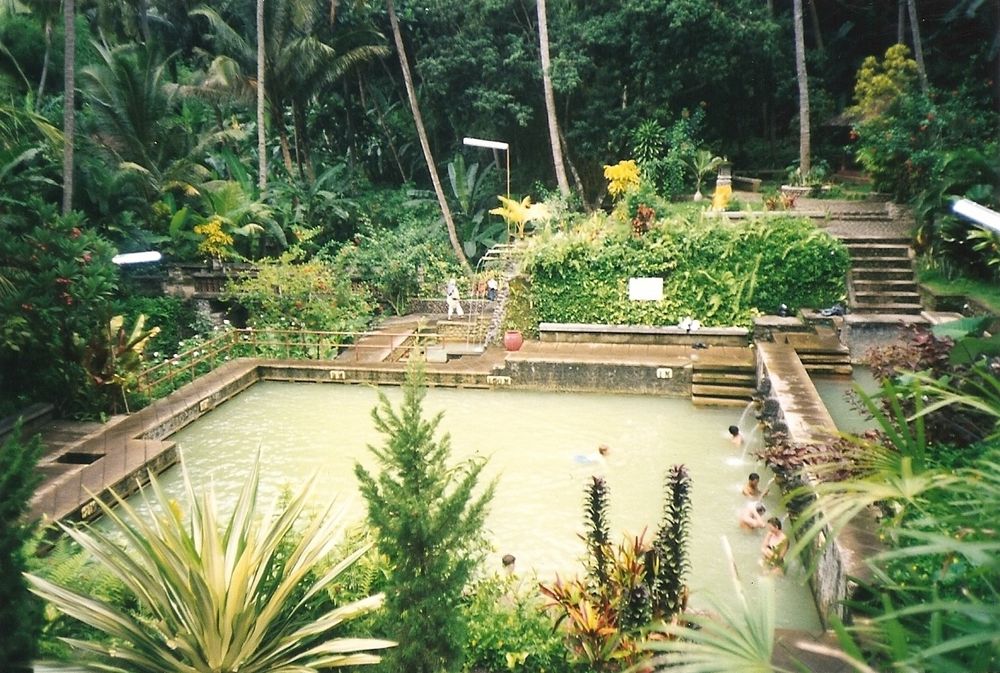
850, 256, 913, 268
803, 364, 854, 376
850, 302, 924, 314
691, 396, 751, 408
847, 243, 911, 258
798, 357, 852, 370
854, 291, 923, 304
692, 372, 756, 385
783, 332, 849, 354
853, 279, 919, 291
852, 268, 917, 281
838, 235, 910, 245
691, 384, 755, 399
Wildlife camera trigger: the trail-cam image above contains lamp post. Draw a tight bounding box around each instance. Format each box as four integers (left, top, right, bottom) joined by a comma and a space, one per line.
112, 251, 162, 265
463, 136, 509, 199
952, 198, 1000, 236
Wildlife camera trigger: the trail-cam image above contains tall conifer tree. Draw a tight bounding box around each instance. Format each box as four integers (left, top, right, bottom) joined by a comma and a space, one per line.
0, 424, 44, 666
355, 363, 494, 673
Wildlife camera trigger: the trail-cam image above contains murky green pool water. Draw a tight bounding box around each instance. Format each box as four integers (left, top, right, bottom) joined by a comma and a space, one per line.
160, 381, 821, 630
812, 367, 880, 435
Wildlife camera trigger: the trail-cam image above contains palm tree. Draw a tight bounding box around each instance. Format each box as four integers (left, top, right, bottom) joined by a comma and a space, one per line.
256, 0, 266, 191
385, 0, 470, 271
906, 0, 929, 94
192, 0, 389, 181
26, 457, 395, 673
62, 0, 75, 213
792, 0, 810, 176
537, 0, 569, 198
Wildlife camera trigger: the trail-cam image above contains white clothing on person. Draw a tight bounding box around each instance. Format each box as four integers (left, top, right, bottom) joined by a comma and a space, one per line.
446, 281, 464, 318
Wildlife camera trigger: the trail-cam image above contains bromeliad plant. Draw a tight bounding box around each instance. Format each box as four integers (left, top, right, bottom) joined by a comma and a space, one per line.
541, 468, 694, 671
26, 458, 394, 673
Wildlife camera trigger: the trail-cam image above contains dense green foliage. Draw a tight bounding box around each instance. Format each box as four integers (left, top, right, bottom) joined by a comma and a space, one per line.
355, 364, 495, 673
0, 206, 118, 415
461, 574, 569, 673
332, 216, 462, 316
224, 260, 373, 331
513, 213, 847, 330
0, 424, 44, 666
110, 295, 203, 359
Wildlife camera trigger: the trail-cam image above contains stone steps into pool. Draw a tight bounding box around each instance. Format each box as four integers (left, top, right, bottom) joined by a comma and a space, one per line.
690, 359, 756, 407
780, 332, 853, 375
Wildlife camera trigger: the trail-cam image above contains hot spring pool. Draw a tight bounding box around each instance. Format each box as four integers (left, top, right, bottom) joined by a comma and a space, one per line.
156, 381, 821, 631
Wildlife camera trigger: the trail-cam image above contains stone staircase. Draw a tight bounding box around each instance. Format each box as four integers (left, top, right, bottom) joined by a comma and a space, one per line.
844, 236, 922, 314
810, 200, 923, 315
691, 360, 757, 407
465, 242, 523, 346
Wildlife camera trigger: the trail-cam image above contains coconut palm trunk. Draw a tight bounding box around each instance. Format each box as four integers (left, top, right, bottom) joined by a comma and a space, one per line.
386, 0, 470, 272
61, 0, 75, 214
793, 0, 811, 175
257, 0, 267, 192
537, 0, 569, 197
907, 0, 929, 94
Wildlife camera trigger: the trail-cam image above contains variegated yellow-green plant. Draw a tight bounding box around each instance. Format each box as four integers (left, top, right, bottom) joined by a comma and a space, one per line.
26, 458, 394, 673
489, 195, 550, 238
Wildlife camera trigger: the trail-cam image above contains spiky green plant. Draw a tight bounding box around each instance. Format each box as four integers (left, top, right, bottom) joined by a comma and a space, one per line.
639, 538, 790, 673
26, 458, 393, 673
584, 475, 612, 587
0, 422, 44, 666
651, 464, 692, 616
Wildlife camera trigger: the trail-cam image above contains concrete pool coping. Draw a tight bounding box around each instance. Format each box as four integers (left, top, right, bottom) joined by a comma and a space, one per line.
29, 340, 755, 525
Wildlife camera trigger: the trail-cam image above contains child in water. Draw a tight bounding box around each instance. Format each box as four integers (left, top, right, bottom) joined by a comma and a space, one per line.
761, 517, 789, 574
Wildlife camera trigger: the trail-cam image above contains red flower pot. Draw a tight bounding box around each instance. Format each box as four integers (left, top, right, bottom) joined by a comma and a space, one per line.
503, 330, 524, 352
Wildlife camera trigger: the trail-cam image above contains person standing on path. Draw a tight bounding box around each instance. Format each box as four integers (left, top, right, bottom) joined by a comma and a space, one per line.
446, 278, 464, 318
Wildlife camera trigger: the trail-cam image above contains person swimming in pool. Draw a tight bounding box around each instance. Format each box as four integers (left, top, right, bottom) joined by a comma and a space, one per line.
761, 517, 789, 574
574, 444, 609, 464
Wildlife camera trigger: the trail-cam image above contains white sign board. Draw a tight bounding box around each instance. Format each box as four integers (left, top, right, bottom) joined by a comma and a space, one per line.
628, 277, 663, 301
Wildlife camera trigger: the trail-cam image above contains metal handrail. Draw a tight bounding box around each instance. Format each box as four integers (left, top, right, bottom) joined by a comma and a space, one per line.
136, 326, 444, 395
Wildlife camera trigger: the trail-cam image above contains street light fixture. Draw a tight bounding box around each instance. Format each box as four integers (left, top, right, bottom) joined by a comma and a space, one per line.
463, 136, 510, 199
952, 198, 1000, 236
112, 251, 162, 265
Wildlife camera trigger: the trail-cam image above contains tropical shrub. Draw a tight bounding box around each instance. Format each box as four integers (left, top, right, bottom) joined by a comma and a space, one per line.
0, 424, 44, 667
110, 295, 201, 358
355, 363, 495, 673
515, 213, 847, 328
0, 204, 118, 415
331, 218, 461, 315
461, 574, 569, 673
26, 459, 394, 672
224, 260, 373, 331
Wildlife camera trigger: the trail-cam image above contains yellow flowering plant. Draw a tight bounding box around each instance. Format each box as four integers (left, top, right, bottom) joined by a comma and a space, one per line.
193, 216, 235, 260
603, 160, 641, 200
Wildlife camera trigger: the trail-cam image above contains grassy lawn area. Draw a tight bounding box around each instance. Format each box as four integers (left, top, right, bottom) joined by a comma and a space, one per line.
918, 266, 1000, 314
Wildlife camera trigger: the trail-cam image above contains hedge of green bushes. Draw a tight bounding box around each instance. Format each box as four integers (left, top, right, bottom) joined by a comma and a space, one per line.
507, 214, 848, 333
